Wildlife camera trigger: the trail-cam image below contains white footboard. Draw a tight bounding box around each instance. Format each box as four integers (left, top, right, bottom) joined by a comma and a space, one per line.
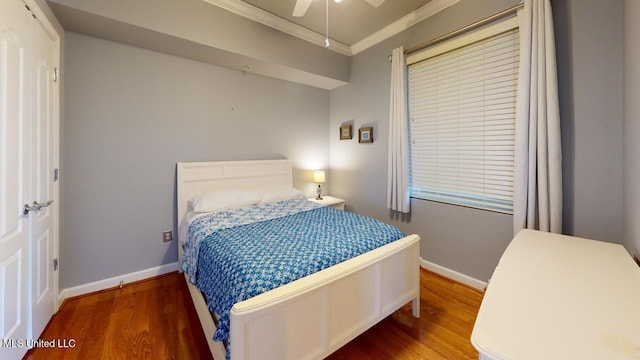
229, 234, 420, 360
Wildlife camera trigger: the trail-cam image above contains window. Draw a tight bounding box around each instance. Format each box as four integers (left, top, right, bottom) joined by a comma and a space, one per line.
407, 17, 519, 214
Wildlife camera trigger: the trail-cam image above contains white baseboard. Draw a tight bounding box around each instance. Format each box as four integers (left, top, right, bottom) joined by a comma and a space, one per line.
420, 258, 487, 290
58, 262, 180, 303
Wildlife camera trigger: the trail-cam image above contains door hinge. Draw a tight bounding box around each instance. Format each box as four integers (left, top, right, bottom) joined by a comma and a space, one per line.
53, 67, 59, 82
53, 168, 59, 182
23, 3, 37, 20
53, 258, 58, 271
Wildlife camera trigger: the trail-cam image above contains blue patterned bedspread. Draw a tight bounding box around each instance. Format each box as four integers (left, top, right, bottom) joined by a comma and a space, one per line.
182, 199, 405, 348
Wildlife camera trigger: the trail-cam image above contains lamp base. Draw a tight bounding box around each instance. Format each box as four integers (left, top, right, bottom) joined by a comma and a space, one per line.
316, 184, 323, 200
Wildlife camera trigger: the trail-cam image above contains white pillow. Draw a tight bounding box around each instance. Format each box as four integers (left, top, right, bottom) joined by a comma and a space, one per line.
255, 185, 306, 204
189, 188, 261, 213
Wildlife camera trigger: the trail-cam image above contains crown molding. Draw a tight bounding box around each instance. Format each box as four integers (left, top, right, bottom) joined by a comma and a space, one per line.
203, 0, 459, 57
202, 0, 352, 56
351, 0, 460, 55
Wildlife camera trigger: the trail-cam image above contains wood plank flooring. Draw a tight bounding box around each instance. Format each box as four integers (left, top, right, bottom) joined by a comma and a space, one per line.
328, 269, 484, 360
25, 269, 483, 360
24, 272, 212, 360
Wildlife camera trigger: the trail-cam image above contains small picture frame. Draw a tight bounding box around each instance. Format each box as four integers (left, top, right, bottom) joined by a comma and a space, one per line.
359, 127, 373, 143
340, 125, 352, 140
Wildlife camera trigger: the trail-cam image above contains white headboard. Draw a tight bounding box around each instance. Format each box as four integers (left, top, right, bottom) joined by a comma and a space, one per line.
176, 159, 292, 262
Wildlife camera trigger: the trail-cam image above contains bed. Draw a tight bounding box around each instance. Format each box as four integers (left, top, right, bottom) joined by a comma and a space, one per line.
177, 159, 421, 360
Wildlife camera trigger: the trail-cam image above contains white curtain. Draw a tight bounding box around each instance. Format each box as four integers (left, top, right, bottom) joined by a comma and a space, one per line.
387, 46, 410, 213
514, 0, 562, 234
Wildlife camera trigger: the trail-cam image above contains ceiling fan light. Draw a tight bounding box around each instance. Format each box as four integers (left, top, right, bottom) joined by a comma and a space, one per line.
365, 0, 385, 7
293, 0, 312, 17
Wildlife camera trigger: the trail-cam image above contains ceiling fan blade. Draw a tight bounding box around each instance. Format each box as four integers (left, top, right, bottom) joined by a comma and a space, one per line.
293, 0, 312, 16
365, 0, 385, 7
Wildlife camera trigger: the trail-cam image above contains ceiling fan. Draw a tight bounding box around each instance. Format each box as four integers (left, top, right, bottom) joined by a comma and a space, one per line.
293, 0, 386, 17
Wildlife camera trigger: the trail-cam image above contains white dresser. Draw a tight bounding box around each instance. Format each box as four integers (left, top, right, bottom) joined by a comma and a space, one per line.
471, 229, 640, 360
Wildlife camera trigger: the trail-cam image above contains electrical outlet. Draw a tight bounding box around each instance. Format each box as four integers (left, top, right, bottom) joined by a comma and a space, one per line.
163, 230, 173, 242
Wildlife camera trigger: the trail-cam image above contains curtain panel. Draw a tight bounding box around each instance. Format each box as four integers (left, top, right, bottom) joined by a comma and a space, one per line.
387, 46, 410, 213
513, 0, 563, 234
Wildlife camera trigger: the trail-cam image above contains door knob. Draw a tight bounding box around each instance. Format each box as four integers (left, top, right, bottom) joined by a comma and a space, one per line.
23, 200, 54, 215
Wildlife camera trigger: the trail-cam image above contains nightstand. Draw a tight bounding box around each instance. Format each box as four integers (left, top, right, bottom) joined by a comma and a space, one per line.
308, 196, 345, 210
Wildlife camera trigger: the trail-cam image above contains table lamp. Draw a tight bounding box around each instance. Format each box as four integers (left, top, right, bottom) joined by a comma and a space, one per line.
313, 170, 325, 200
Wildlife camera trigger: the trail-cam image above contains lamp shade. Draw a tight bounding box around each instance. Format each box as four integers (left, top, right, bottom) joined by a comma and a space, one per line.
313, 170, 326, 183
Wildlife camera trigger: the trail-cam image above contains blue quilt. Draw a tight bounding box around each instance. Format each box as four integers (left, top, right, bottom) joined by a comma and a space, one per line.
182, 199, 404, 351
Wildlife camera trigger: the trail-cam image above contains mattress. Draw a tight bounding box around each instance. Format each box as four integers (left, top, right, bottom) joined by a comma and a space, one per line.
181, 199, 405, 346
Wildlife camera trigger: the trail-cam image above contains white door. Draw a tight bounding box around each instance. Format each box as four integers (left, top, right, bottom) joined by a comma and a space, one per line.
29, 6, 56, 340
0, 0, 58, 358
0, 1, 34, 358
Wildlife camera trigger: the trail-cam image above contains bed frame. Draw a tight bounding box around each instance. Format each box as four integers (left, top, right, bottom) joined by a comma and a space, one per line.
177, 159, 420, 360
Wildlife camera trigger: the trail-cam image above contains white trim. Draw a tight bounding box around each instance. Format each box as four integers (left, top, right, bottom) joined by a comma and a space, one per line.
25, 0, 61, 43
57, 262, 180, 303
202, 0, 352, 56
420, 258, 487, 290
351, 0, 460, 55
202, 0, 459, 56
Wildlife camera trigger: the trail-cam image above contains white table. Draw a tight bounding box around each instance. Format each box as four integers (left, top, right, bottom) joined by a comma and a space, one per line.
471, 229, 640, 360
308, 196, 345, 210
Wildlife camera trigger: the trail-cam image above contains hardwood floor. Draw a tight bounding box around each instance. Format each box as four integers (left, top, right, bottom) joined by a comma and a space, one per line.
24, 272, 212, 360
328, 269, 484, 360
25, 269, 483, 360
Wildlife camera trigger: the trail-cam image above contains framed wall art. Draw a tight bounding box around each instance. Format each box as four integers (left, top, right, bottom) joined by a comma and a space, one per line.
359, 127, 373, 143
340, 125, 353, 140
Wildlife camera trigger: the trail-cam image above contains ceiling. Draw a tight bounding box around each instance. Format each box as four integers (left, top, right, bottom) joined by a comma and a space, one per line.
46, 0, 457, 89
241, 0, 433, 45
204, 0, 437, 55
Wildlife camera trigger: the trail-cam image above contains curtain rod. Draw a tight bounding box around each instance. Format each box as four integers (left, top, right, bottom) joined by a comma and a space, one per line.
388, 2, 524, 61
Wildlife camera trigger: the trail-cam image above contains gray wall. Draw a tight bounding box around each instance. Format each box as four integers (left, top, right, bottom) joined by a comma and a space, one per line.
553, 0, 624, 243
330, 0, 626, 281
623, 0, 640, 258
61, 32, 329, 288
47, 0, 350, 89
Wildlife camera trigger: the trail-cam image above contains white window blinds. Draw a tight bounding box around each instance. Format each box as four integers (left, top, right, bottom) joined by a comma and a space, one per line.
407, 18, 519, 213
